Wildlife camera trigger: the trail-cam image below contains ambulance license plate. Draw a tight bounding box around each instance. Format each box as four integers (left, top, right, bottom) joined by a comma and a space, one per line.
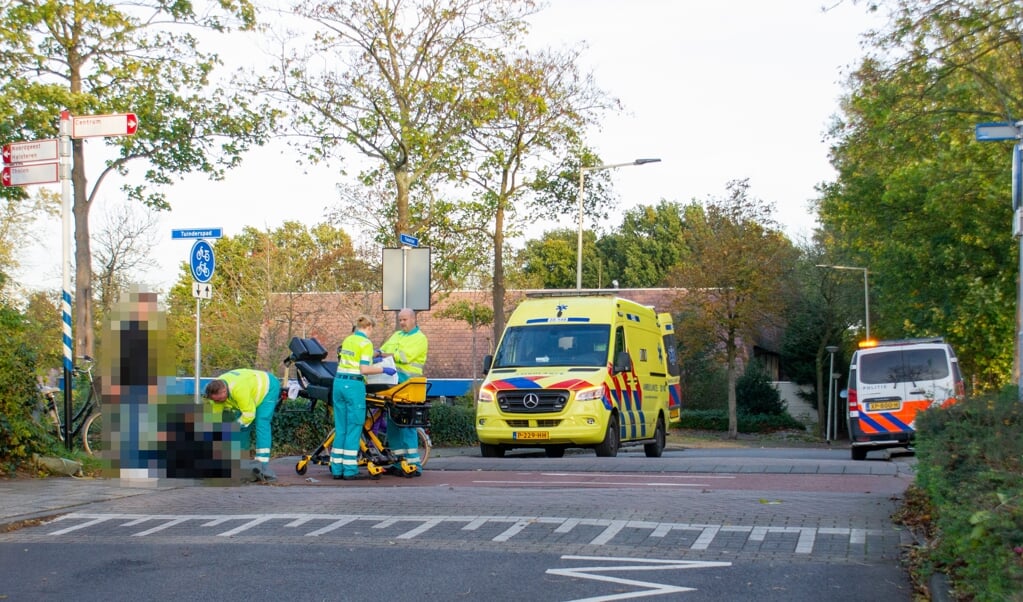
515, 431, 549, 440
868, 400, 901, 411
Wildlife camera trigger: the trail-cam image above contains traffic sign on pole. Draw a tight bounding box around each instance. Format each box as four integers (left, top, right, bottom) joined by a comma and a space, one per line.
2, 162, 59, 187
2, 138, 58, 164
975, 121, 1021, 141
71, 113, 139, 139
172, 227, 223, 240
192, 281, 213, 300
190, 239, 215, 284
399, 233, 419, 247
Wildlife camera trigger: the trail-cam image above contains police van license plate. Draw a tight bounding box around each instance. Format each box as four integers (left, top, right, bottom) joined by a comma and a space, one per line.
515, 431, 549, 440
868, 400, 901, 411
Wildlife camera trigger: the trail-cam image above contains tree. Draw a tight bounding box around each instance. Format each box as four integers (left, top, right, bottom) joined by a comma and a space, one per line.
0, 0, 276, 358
463, 47, 617, 338
434, 297, 493, 384
92, 201, 160, 323
510, 229, 583, 289
818, 0, 1021, 390
599, 200, 688, 288
259, 0, 537, 244
669, 180, 798, 438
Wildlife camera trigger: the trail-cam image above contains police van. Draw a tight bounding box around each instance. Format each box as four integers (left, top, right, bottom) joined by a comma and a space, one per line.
475, 292, 681, 458
845, 337, 964, 460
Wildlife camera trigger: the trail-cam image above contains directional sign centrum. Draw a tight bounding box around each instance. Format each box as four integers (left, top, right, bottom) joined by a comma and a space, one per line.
2, 162, 59, 187
975, 122, 1021, 141
72, 113, 139, 139
2, 139, 58, 164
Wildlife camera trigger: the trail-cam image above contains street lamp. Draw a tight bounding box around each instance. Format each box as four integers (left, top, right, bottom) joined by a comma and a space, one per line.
816, 264, 871, 341
577, 158, 662, 289
825, 345, 839, 442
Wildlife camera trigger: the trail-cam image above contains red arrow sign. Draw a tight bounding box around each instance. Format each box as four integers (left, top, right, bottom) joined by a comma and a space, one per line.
2, 138, 59, 164
71, 113, 139, 139
2, 162, 59, 187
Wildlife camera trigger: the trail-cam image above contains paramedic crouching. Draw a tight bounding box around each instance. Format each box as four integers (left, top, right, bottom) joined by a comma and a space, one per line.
377, 308, 428, 476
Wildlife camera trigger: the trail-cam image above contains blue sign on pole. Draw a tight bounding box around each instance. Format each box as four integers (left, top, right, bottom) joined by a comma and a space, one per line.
172, 227, 223, 240
190, 239, 215, 283
399, 233, 419, 247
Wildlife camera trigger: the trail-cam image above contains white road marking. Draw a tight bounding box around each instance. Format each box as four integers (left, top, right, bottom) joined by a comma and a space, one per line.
548, 555, 732, 602
40, 512, 884, 555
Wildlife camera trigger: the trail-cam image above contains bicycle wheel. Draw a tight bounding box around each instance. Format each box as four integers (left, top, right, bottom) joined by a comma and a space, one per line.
83, 412, 103, 456
417, 427, 432, 466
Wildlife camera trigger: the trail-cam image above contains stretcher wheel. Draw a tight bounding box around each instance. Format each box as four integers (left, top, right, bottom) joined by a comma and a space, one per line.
296, 458, 309, 475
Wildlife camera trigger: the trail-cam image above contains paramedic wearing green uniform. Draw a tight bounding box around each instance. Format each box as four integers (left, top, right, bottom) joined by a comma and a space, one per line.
378, 307, 428, 474
332, 315, 396, 480
204, 369, 281, 481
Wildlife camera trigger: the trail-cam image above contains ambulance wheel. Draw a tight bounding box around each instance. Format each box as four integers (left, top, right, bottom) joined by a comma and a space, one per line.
544, 446, 565, 458
480, 443, 505, 458
851, 446, 868, 461
594, 415, 620, 457
644, 417, 665, 458
296, 461, 308, 475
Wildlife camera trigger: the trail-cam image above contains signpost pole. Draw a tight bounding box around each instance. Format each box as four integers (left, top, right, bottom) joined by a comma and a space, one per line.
195, 297, 202, 405
976, 121, 1023, 401
59, 111, 73, 450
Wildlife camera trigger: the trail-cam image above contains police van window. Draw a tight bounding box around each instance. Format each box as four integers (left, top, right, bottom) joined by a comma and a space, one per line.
860, 348, 950, 385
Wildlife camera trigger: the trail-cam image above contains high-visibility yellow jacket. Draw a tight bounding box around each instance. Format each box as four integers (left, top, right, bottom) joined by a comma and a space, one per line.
338, 331, 374, 375
380, 327, 428, 380
213, 369, 273, 427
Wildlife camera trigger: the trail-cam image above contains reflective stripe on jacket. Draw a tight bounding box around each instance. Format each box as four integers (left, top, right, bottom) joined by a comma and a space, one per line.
216, 369, 271, 427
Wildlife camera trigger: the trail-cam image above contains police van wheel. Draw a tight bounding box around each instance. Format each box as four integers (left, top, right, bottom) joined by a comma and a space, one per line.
480, 443, 505, 458
644, 417, 665, 458
594, 415, 620, 457
851, 446, 868, 461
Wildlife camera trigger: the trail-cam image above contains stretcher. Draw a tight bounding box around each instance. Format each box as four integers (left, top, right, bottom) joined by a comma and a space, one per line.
283, 336, 431, 478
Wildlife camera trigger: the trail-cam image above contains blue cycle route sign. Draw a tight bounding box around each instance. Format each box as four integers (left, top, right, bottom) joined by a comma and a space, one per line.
190, 239, 215, 283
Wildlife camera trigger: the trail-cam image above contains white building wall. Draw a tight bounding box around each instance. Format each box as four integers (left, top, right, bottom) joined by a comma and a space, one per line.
772, 381, 817, 426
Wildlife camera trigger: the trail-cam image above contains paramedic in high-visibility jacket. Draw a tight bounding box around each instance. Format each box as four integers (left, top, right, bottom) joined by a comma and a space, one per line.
378, 307, 428, 475
204, 369, 281, 481
333, 315, 396, 480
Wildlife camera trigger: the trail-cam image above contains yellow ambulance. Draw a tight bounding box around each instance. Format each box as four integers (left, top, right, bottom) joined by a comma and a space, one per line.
475, 292, 681, 458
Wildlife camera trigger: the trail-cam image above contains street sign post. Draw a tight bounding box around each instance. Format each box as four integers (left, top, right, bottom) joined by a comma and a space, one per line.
975, 122, 1021, 141
2, 162, 59, 187
71, 113, 139, 139
172, 228, 223, 240
2, 138, 58, 164
976, 119, 1023, 400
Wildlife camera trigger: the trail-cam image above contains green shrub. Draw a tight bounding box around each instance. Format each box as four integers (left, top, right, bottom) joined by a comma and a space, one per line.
676, 409, 805, 433
271, 398, 333, 456
0, 303, 54, 474
680, 353, 728, 410
913, 389, 1023, 600
428, 402, 478, 446
736, 360, 785, 415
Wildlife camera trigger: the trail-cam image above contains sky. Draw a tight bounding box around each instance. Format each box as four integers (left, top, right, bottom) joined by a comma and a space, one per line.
14, 0, 884, 293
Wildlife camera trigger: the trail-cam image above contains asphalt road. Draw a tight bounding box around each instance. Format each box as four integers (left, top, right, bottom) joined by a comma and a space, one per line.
0, 446, 917, 601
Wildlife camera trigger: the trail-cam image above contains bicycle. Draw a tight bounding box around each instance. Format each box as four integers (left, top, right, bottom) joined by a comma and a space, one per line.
37, 356, 103, 455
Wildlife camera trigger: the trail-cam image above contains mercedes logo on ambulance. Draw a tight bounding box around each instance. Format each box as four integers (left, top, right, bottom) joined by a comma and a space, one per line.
523, 393, 540, 409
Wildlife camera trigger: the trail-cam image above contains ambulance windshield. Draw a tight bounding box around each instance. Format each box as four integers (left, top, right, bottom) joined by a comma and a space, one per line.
493, 324, 611, 368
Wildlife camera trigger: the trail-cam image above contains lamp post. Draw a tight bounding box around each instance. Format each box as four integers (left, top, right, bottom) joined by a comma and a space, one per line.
825, 345, 839, 442
816, 264, 870, 341
576, 158, 661, 289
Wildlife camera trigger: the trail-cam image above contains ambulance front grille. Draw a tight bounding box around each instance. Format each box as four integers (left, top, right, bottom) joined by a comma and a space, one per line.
496, 390, 569, 413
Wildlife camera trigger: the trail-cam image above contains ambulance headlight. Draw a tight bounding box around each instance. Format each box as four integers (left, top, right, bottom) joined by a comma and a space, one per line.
575, 387, 604, 402
478, 389, 494, 403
